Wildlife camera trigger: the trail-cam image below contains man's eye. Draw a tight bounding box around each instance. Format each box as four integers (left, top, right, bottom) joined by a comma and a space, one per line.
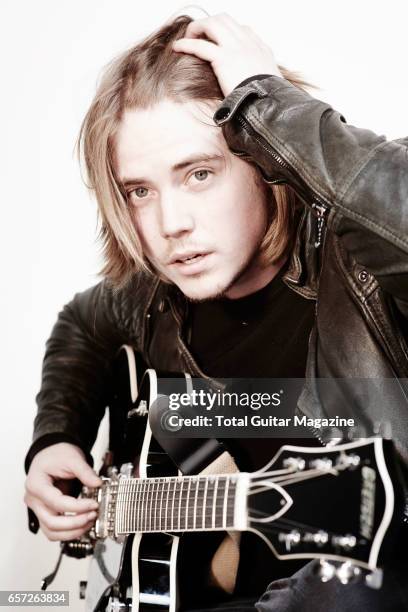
193, 169, 209, 182
131, 187, 149, 199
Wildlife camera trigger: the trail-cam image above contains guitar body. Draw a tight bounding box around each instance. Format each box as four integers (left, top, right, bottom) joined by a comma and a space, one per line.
80, 346, 406, 611
86, 348, 184, 612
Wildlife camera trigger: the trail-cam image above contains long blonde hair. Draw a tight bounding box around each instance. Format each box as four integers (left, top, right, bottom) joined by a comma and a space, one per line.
79, 16, 308, 287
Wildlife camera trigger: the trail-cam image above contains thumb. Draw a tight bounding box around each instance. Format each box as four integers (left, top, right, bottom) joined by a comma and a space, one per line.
70, 455, 102, 488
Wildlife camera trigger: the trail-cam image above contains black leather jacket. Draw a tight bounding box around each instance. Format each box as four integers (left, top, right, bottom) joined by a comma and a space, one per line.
26, 76, 408, 483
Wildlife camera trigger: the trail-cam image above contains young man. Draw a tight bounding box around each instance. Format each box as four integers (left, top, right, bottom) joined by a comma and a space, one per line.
24, 13, 408, 611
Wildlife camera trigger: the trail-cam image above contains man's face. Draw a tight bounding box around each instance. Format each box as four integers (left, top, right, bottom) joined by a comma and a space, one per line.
115, 98, 271, 300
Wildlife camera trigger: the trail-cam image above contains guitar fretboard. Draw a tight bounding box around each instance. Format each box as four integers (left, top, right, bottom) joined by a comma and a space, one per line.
115, 474, 245, 535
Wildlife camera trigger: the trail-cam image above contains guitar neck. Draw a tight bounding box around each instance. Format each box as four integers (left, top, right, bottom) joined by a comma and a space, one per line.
106, 473, 249, 537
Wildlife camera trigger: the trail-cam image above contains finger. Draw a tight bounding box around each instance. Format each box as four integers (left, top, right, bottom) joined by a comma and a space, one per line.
42, 520, 96, 543
212, 13, 246, 35
32, 500, 97, 532
173, 38, 219, 63
184, 16, 236, 44
27, 474, 98, 514
68, 457, 102, 488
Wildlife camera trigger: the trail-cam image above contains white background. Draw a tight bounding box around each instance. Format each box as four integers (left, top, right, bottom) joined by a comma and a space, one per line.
1, 1, 407, 610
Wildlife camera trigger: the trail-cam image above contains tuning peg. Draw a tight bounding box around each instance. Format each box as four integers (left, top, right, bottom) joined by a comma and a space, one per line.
278, 530, 301, 551
336, 561, 361, 585
283, 457, 305, 471
335, 452, 360, 470
373, 420, 392, 438
303, 530, 328, 546
365, 568, 383, 590
317, 559, 336, 582
331, 534, 357, 550
309, 458, 332, 470
120, 463, 134, 477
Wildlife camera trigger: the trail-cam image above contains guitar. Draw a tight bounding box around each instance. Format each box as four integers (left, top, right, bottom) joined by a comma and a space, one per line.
64, 346, 405, 612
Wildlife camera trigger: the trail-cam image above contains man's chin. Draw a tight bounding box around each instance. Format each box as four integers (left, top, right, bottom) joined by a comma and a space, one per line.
174, 275, 229, 302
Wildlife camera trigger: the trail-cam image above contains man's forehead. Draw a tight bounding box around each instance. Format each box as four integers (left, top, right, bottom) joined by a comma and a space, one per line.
115, 98, 229, 180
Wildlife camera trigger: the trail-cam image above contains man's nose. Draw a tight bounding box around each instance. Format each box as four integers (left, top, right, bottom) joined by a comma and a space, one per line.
159, 192, 195, 239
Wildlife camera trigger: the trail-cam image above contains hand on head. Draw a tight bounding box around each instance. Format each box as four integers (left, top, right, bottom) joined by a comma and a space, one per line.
172, 13, 282, 96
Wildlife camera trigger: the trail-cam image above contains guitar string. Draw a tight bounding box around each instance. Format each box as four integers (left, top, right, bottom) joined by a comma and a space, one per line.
117, 477, 235, 532
116, 468, 339, 534
249, 508, 346, 540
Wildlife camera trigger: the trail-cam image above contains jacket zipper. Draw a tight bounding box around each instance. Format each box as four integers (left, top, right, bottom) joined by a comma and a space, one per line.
311, 202, 329, 248
233, 114, 408, 523
236, 115, 291, 171
236, 115, 331, 443
236, 115, 330, 249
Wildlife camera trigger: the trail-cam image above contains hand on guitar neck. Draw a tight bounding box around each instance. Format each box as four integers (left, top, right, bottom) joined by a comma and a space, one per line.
24, 442, 101, 542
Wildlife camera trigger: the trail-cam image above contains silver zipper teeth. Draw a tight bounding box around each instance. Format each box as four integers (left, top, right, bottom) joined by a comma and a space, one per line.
236, 115, 330, 444
312, 202, 328, 248
237, 115, 290, 170
235, 114, 408, 526
236, 115, 330, 250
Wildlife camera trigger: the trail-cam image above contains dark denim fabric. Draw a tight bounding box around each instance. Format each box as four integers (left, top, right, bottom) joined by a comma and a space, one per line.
255, 560, 408, 612
185, 559, 408, 612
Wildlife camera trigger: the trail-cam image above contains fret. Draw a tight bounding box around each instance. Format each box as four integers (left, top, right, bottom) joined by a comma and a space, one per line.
122, 479, 128, 532
129, 479, 134, 531
177, 480, 184, 531
140, 479, 147, 533
149, 479, 155, 532
123, 479, 127, 532
222, 477, 229, 529
128, 479, 133, 532
159, 478, 165, 532
227, 478, 237, 529
137, 479, 142, 531
136, 479, 142, 532
114, 473, 243, 535
132, 479, 139, 532
185, 478, 191, 531
144, 479, 150, 532
164, 479, 170, 531
146, 479, 152, 532
120, 480, 125, 533
169, 480, 176, 531
154, 478, 160, 532
169, 480, 177, 531
116, 482, 121, 534
116, 482, 120, 534
204, 478, 216, 529
193, 478, 199, 530
139, 479, 144, 532
213, 477, 226, 530
212, 476, 218, 529
201, 478, 209, 529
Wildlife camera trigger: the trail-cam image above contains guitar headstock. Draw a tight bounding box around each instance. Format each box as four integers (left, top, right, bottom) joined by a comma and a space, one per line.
246, 438, 404, 587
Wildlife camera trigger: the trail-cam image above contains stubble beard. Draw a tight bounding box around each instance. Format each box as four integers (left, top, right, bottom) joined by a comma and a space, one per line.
183, 244, 266, 303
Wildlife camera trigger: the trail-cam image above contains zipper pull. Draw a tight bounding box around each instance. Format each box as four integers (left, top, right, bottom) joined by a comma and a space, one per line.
312, 202, 328, 248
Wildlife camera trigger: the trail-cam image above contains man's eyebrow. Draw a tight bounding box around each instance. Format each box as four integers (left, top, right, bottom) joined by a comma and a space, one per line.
171, 153, 225, 172
120, 153, 225, 188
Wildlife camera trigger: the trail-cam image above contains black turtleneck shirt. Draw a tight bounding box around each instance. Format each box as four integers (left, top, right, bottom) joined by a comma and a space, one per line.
189, 262, 315, 380
184, 263, 316, 605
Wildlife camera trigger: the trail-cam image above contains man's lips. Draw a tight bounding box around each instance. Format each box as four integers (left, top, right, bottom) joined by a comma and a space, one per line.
168, 251, 213, 275
168, 251, 211, 265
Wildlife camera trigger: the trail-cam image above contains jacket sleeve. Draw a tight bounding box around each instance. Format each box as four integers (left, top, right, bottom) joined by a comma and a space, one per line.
26, 278, 142, 471
213, 76, 408, 315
